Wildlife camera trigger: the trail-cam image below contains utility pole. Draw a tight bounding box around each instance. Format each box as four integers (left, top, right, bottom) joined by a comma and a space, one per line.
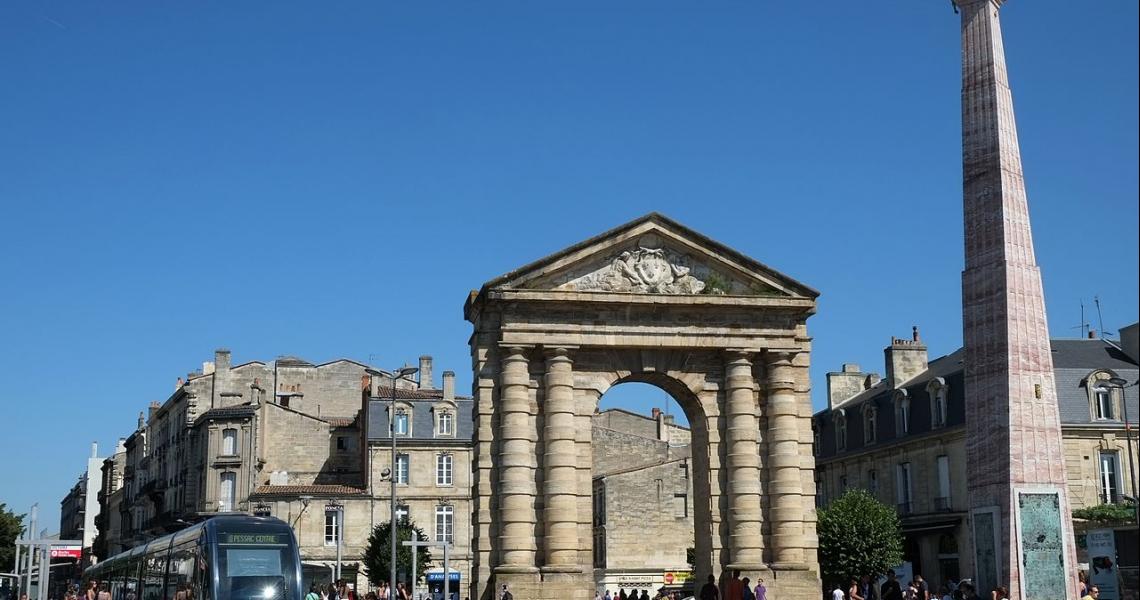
24, 504, 37, 599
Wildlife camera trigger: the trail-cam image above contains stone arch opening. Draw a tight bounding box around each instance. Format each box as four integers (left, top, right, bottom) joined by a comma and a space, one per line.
591, 375, 714, 594
464, 214, 820, 599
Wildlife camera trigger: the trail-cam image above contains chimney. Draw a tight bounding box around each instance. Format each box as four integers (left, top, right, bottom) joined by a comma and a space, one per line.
442, 371, 455, 401
214, 348, 231, 372
419, 355, 434, 390
202, 362, 215, 375
91, 441, 99, 458
148, 400, 161, 421
652, 407, 662, 420
865, 373, 882, 389
116, 438, 127, 454
137, 411, 145, 430
1088, 329, 1097, 339
885, 327, 928, 388
827, 363, 867, 409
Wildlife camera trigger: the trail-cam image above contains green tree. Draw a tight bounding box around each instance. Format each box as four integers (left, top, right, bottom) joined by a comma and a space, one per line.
362, 520, 433, 587
817, 489, 904, 588
0, 503, 27, 573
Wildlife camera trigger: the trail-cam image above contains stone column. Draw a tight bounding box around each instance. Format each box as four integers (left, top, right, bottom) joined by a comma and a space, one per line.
766, 351, 805, 567
542, 347, 580, 570
497, 345, 538, 572
725, 351, 765, 571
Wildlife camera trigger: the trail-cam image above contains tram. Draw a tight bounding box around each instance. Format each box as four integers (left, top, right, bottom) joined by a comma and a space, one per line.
84, 515, 302, 600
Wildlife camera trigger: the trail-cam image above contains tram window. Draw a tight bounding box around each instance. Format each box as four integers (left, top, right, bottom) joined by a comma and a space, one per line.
165, 542, 197, 600
218, 545, 294, 600
144, 554, 166, 600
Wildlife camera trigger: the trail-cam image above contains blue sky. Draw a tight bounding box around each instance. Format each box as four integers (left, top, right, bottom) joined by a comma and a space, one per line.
1, 1, 1136, 532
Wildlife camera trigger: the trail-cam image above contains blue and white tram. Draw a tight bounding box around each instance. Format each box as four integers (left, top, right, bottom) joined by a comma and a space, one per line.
84, 515, 302, 600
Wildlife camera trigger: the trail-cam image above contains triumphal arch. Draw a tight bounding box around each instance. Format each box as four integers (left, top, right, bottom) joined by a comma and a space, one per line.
464, 214, 820, 599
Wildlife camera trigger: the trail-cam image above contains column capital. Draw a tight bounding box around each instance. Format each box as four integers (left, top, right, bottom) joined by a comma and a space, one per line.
541, 345, 578, 359
763, 349, 800, 365
724, 349, 755, 362
953, 0, 1003, 9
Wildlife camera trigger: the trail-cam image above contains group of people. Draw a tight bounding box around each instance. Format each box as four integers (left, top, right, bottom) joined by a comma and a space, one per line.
594, 589, 670, 600
831, 571, 1011, 600
697, 571, 768, 600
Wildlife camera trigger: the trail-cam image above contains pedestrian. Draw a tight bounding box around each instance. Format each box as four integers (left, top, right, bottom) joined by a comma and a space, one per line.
849, 578, 864, 600
833, 582, 846, 600
1081, 586, 1099, 600
754, 577, 767, 600
1078, 572, 1089, 599
725, 571, 744, 600
641, 590, 651, 600
914, 576, 929, 600
699, 575, 719, 600
84, 582, 96, 600
306, 584, 321, 600
738, 579, 756, 600
938, 584, 951, 600
990, 587, 1007, 600
499, 584, 513, 600
881, 571, 902, 600
604, 591, 612, 600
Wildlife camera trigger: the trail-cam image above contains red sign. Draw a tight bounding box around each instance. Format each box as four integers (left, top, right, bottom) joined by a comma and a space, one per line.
51, 546, 82, 559
664, 573, 674, 584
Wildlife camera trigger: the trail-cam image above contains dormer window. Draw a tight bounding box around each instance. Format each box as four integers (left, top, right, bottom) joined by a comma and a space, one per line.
438, 411, 453, 436
394, 410, 410, 435
927, 378, 948, 429
1094, 386, 1115, 420
862, 402, 877, 444
835, 410, 848, 452
894, 391, 910, 436
1087, 371, 1122, 422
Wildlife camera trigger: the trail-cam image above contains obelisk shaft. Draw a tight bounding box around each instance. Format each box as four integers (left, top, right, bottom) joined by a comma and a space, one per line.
958, 1, 1077, 597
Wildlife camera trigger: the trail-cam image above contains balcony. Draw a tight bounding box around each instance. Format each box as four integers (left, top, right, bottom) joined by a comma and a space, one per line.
934, 496, 952, 511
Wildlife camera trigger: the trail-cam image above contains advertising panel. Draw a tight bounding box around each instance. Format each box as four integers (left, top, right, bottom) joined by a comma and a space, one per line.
1087, 529, 1119, 600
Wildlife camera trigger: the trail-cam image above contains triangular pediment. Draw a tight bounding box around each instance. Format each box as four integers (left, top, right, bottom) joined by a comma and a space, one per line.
479, 213, 818, 298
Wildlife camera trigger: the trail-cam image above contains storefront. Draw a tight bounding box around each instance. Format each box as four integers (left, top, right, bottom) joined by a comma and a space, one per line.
425, 568, 461, 600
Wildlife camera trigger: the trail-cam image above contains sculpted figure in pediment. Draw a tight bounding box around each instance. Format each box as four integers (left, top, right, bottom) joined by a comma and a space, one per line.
568, 239, 707, 294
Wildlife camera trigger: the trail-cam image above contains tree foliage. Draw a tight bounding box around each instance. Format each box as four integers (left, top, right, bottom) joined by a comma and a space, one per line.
0, 503, 26, 573
1073, 502, 1136, 524
817, 489, 904, 588
362, 520, 433, 586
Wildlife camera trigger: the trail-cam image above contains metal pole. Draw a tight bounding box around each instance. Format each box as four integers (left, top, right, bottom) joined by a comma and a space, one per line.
1122, 387, 1138, 525
390, 373, 398, 591
409, 530, 417, 600
443, 543, 449, 600
13, 539, 21, 595
25, 504, 37, 599
37, 547, 47, 600
335, 504, 343, 583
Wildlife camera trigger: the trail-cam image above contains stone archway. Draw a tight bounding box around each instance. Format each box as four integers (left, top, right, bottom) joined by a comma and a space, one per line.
464, 214, 821, 599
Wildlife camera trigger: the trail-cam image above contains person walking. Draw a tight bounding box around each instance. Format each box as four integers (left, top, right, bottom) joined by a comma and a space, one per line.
306, 584, 321, 600
740, 578, 755, 600
699, 575, 719, 600
1081, 586, 1099, 600
754, 578, 767, 600
914, 576, 929, 600
498, 584, 513, 600
833, 582, 846, 600
881, 571, 902, 600
725, 571, 744, 600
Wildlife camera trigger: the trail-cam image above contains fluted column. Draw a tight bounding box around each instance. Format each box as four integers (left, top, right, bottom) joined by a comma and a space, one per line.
725, 351, 766, 570
497, 345, 538, 572
542, 347, 580, 570
766, 351, 805, 567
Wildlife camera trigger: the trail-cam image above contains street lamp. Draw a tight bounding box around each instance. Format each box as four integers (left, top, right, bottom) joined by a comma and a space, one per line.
1102, 376, 1137, 525
369, 365, 419, 590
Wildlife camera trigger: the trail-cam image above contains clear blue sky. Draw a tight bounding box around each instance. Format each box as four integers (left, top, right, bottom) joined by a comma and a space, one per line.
1, 1, 1136, 532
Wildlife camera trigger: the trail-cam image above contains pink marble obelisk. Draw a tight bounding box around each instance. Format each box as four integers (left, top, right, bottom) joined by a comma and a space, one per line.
956, 1, 1077, 598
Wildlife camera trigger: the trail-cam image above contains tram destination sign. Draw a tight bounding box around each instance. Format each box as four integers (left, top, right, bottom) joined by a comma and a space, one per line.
51, 546, 82, 559
222, 533, 287, 544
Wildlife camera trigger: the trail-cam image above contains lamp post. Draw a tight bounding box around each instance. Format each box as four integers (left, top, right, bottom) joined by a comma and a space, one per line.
1104, 376, 1137, 525
371, 365, 418, 589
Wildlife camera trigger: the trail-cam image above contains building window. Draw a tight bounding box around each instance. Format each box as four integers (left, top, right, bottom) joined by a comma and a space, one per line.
835, 411, 847, 451
593, 486, 606, 526
936, 455, 951, 510
1094, 387, 1115, 420
336, 436, 348, 452
395, 453, 409, 485
435, 505, 454, 543
221, 429, 238, 456
679, 462, 689, 479
895, 462, 912, 515
673, 494, 688, 518
867, 469, 878, 495
324, 510, 340, 546
394, 410, 409, 435
436, 453, 453, 486
219, 472, 236, 512
840, 474, 848, 493
863, 403, 877, 444
929, 378, 948, 429
1099, 451, 1121, 503
395, 505, 409, 524
812, 426, 821, 456
593, 529, 606, 568
438, 411, 453, 436
895, 393, 911, 436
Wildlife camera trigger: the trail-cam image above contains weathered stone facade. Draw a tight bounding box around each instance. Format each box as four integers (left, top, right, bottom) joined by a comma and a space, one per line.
465, 214, 820, 599
814, 332, 1139, 592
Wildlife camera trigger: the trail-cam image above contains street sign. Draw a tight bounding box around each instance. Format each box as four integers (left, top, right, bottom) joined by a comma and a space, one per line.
50, 547, 82, 560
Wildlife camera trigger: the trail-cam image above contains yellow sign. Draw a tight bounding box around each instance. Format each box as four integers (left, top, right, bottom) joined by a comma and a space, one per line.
663, 572, 693, 585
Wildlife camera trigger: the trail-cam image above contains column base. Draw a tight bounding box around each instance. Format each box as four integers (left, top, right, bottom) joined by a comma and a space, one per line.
726, 562, 769, 572
771, 561, 812, 571
493, 565, 540, 574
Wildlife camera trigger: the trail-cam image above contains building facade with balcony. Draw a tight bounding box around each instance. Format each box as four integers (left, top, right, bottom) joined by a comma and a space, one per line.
813, 329, 1139, 588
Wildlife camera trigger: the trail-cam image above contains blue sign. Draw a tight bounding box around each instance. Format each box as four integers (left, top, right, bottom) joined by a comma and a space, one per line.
426, 572, 461, 582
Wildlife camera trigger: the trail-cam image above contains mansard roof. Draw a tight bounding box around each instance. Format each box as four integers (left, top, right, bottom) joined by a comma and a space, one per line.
470, 212, 819, 304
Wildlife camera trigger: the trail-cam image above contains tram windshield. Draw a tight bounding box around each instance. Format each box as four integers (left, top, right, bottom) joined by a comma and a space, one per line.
217, 533, 297, 600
